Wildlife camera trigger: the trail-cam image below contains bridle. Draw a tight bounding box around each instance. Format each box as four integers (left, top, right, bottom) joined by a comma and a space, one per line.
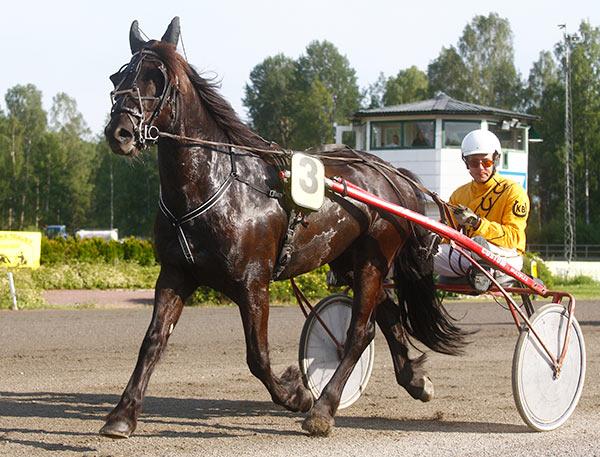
109, 49, 178, 149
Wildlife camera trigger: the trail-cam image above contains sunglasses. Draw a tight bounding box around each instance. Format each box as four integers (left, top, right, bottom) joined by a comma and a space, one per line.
466, 158, 494, 168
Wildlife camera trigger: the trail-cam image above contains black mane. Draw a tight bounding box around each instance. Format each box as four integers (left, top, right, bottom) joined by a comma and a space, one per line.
151, 42, 278, 152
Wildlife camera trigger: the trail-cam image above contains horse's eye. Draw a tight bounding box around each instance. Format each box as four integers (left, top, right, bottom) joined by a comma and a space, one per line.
144, 69, 165, 96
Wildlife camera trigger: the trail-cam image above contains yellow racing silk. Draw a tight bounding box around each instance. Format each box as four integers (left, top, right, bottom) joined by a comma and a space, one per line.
449, 174, 529, 253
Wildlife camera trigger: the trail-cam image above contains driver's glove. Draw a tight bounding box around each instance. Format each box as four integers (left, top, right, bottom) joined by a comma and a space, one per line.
453, 205, 481, 229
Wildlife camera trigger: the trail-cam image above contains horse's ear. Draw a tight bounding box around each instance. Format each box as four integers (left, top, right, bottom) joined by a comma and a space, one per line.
161, 16, 180, 46
129, 20, 146, 54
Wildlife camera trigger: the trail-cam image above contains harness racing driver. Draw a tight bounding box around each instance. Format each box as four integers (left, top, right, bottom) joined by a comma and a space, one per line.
434, 128, 530, 288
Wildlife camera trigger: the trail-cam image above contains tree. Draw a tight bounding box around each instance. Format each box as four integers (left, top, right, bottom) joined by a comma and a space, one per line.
294, 40, 361, 147
90, 139, 159, 237
524, 20, 600, 244
363, 72, 387, 109
243, 54, 298, 148
50, 92, 90, 139
428, 13, 521, 109
569, 21, 600, 231
4, 84, 47, 135
244, 40, 361, 149
524, 51, 563, 240
458, 13, 522, 108
383, 66, 429, 105
3, 84, 48, 229
428, 46, 469, 100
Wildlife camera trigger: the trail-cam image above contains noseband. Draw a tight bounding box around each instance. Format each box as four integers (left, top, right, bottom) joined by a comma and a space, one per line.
110, 49, 178, 149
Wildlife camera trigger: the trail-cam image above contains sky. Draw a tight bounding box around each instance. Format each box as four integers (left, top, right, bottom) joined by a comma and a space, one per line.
1, 0, 598, 137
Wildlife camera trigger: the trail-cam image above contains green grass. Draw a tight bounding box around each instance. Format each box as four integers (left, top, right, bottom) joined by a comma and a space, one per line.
547, 282, 600, 299
0, 263, 337, 309
3, 262, 599, 310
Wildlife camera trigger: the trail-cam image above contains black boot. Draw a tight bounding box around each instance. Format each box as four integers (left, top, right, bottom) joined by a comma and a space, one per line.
467, 265, 492, 292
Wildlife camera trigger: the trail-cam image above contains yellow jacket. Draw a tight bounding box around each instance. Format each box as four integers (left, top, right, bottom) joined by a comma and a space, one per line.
449, 174, 529, 253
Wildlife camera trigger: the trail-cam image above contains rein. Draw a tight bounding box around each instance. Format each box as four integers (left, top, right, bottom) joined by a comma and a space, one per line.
158, 131, 458, 228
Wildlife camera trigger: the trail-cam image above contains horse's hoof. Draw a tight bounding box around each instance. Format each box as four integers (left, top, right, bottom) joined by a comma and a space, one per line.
302, 414, 334, 437
419, 376, 434, 402
405, 376, 434, 402
280, 365, 314, 413
99, 418, 135, 439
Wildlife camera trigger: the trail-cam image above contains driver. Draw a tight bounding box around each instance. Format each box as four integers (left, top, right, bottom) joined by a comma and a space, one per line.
434, 128, 530, 285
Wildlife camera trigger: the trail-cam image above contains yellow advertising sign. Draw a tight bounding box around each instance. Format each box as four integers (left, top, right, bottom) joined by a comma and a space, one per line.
0, 231, 42, 269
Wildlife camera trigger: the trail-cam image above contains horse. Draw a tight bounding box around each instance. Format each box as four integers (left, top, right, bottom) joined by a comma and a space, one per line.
101, 17, 467, 438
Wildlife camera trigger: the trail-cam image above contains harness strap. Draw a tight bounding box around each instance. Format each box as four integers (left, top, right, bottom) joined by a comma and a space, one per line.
158, 150, 238, 265
158, 148, 282, 265
159, 174, 235, 264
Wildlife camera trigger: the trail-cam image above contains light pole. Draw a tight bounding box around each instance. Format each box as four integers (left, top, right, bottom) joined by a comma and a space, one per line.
559, 24, 579, 262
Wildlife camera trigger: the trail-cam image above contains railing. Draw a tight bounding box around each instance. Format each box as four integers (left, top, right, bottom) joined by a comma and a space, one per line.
527, 244, 600, 260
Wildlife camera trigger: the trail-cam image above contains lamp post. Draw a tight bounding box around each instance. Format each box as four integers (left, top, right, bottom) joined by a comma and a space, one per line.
559, 24, 579, 262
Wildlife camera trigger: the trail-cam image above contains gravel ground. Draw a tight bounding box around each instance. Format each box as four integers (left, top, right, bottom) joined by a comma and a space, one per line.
1, 294, 598, 457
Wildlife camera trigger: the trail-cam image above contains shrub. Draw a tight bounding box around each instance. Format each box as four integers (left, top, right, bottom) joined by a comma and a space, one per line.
522, 252, 555, 287
32, 262, 159, 290
41, 236, 157, 265
0, 268, 46, 309
186, 265, 337, 306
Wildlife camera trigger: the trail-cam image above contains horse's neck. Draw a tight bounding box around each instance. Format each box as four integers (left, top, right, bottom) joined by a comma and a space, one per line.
158, 113, 233, 216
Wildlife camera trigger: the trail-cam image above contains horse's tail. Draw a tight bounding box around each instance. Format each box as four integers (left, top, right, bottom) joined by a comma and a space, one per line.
393, 231, 469, 356
392, 169, 470, 356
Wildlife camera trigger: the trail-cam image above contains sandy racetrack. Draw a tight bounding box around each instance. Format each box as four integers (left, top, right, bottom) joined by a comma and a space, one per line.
1, 297, 598, 456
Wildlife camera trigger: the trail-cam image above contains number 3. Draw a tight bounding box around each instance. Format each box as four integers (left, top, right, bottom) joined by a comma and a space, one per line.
291, 153, 325, 210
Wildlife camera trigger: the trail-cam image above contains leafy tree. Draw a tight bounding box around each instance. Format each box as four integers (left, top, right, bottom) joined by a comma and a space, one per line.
363, 72, 387, 109
525, 20, 600, 244
293, 80, 335, 148
4, 84, 47, 135
243, 54, 298, 148
383, 66, 429, 105
569, 21, 600, 230
244, 40, 361, 149
428, 45, 470, 100
524, 51, 563, 239
50, 92, 90, 139
90, 139, 159, 237
293, 40, 361, 147
3, 84, 48, 229
428, 13, 521, 109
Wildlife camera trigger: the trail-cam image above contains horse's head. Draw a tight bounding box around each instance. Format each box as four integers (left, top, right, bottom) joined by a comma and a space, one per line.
105, 17, 181, 156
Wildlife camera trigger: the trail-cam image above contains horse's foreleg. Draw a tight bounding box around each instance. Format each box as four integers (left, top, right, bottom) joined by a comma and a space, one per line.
100, 271, 190, 438
302, 262, 380, 437
375, 293, 434, 402
237, 286, 313, 414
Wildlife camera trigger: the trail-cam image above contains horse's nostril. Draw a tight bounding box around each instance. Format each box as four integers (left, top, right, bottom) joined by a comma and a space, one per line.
116, 127, 133, 143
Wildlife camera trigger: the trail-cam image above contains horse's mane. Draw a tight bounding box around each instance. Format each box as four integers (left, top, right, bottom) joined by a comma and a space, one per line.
150, 42, 280, 153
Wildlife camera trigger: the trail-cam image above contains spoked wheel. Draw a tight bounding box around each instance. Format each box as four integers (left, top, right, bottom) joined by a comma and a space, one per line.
512, 304, 586, 431
298, 294, 375, 409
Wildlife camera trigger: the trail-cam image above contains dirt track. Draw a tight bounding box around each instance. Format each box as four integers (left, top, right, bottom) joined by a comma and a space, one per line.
1, 296, 598, 457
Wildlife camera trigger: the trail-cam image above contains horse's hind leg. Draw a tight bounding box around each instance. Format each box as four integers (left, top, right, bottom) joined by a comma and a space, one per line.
100, 267, 193, 438
375, 293, 434, 402
235, 284, 313, 414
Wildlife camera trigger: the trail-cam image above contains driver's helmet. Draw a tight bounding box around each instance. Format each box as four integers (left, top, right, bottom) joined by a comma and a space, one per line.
461, 129, 502, 159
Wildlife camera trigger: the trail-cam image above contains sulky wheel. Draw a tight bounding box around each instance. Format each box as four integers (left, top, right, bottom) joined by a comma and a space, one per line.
512, 303, 586, 431
298, 294, 374, 410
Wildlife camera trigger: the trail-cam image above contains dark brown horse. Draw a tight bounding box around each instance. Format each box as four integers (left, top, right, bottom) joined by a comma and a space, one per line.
101, 17, 466, 438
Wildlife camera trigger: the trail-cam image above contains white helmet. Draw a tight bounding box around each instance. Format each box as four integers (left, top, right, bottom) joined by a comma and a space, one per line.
461, 129, 502, 158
